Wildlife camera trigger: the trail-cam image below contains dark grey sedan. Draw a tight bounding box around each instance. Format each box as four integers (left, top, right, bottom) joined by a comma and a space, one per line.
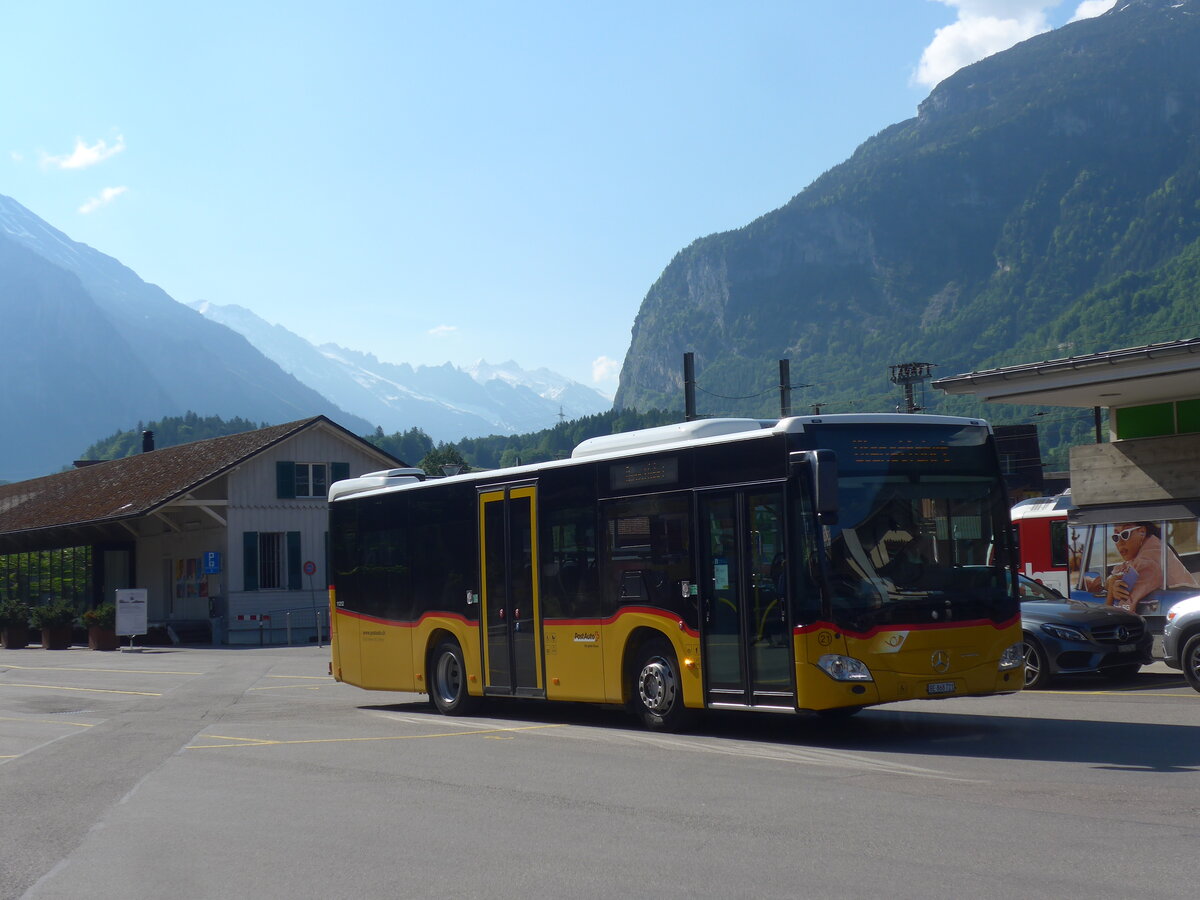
1017, 574, 1153, 689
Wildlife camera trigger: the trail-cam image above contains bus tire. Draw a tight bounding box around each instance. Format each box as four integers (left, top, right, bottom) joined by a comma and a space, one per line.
629, 638, 694, 732
1022, 634, 1051, 690
429, 639, 481, 716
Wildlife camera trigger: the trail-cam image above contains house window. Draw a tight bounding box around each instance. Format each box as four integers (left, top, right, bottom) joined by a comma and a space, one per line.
243, 531, 302, 592
259, 532, 286, 589
295, 463, 328, 498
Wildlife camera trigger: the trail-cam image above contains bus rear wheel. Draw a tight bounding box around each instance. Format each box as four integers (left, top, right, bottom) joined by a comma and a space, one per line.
630, 639, 694, 732
429, 639, 481, 716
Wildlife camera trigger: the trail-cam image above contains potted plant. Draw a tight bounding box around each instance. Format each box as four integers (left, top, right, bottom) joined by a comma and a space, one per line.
30, 599, 78, 650
82, 603, 119, 651
0, 598, 32, 649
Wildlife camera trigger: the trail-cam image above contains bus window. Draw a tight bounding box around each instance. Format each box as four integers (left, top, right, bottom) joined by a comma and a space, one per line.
602, 493, 694, 628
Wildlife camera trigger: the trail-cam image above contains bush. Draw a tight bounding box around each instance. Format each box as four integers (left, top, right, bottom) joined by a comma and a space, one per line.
29, 599, 78, 629
81, 603, 116, 630
0, 598, 31, 628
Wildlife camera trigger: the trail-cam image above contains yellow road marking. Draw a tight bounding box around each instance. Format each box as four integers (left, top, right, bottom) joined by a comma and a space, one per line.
0, 683, 161, 696
188, 722, 563, 750
265, 675, 330, 680
1, 664, 202, 676
0, 716, 94, 727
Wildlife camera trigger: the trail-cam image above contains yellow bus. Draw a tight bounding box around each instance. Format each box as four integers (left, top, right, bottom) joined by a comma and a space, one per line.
328, 415, 1024, 730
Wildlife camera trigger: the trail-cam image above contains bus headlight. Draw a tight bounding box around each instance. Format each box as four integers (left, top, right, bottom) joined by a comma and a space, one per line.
998, 642, 1024, 670
817, 654, 873, 682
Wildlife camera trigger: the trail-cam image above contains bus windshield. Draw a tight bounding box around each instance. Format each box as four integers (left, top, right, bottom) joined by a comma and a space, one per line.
822, 473, 1013, 632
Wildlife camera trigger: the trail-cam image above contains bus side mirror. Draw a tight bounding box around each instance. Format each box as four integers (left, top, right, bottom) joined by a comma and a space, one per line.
798, 449, 838, 526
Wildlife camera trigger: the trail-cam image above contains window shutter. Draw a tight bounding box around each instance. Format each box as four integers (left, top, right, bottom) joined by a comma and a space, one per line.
243, 532, 259, 591
276, 461, 297, 499
330, 462, 350, 483
287, 531, 302, 590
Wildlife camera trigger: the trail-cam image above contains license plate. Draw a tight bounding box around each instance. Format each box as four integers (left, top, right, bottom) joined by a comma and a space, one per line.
1118, 643, 1137, 654
927, 681, 956, 695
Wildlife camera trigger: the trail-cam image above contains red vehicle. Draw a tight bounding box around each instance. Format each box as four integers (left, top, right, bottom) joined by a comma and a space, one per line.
1010, 493, 1073, 597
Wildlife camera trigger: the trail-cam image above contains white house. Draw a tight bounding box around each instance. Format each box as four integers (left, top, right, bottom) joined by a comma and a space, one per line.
0, 416, 401, 645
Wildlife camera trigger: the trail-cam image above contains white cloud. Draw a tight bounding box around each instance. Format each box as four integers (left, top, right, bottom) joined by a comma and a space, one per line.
1069, 0, 1116, 22
10, 150, 24, 163
915, 1, 1054, 88
428, 324, 458, 337
42, 134, 126, 170
78, 186, 128, 214
592, 355, 621, 385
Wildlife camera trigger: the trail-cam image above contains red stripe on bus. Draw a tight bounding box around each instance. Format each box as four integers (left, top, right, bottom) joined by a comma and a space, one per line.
334, 609, 476, 629
545, 606, 700, 638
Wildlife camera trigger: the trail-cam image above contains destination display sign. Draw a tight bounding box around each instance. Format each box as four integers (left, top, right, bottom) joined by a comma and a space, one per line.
842, 438, 954, 467
803, 423, 989, 474
609, 456, 679, 491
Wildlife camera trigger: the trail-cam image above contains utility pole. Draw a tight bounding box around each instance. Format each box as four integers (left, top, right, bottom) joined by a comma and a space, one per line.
889, 362, 935, 413
779, 359, 791, 418
683, 352, 697, 421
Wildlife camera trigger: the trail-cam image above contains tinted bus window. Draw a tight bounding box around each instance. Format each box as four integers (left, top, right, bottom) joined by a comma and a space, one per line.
602, 492, 696, 629
539, 469, 600, 621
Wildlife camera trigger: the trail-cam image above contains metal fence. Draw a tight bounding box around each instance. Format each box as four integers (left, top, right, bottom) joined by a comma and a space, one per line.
222, 605, 328, 646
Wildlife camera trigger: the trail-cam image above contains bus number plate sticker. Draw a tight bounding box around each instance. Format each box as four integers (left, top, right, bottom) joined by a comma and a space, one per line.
926, 681, 956, 695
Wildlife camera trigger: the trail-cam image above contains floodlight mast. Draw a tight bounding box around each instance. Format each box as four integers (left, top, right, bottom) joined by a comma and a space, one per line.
889, 362, 935, 413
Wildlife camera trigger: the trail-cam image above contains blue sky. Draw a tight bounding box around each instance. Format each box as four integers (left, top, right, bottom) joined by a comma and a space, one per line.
2, 0, 1114, 395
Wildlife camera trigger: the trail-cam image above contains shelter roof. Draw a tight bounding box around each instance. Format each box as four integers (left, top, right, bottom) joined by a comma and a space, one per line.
932, 338, 1200, 408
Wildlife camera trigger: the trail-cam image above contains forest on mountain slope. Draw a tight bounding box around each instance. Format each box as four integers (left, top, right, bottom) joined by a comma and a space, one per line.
72, 409, 682, 477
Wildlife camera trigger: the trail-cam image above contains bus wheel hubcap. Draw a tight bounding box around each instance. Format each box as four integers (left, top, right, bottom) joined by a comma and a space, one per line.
639, 659, 676, 713
436, 653, 461, 702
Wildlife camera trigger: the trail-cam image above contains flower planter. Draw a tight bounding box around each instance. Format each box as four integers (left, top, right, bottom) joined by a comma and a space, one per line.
88, 626, 120, 651
41, 625, 73, 650
1, 624, 30, 649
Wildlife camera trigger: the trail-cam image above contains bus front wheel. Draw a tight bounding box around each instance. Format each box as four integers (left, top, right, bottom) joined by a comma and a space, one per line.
429, 639, 481, 716
630, 639, 694, 732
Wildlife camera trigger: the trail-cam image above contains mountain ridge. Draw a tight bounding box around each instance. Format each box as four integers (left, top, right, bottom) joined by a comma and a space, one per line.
0, 194, 374, 479
191, 300, 612, 442
613, 0, 1200, 463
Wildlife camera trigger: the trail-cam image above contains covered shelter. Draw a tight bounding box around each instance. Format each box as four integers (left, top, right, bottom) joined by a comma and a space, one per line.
933, 338, 1200, 524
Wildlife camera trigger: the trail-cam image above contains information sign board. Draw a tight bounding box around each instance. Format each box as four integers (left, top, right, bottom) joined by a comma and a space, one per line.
115, 588, 149, 637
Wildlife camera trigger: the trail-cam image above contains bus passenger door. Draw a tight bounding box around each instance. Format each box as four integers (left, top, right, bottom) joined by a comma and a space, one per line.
479, 484, 544, 697
699, 488, 793, 709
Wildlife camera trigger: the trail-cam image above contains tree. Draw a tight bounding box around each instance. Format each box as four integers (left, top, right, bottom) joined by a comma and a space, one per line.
418, 444, 471, 477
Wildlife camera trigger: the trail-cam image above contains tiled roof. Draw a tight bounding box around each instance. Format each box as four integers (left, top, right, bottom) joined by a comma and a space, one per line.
0, 416, 371, 536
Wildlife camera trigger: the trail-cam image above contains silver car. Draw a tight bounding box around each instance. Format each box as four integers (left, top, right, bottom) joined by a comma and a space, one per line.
1017, 573, 1152, 689
1163, 594, 1200, 693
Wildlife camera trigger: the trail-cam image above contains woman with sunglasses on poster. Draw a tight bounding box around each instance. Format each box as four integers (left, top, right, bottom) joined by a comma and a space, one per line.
1084, 522, 1198, 613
